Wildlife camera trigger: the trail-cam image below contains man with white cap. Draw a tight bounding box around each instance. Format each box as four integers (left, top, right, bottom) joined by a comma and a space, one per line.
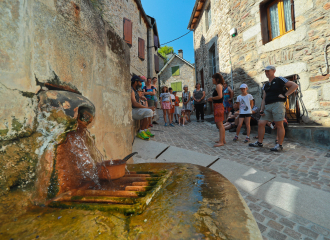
249, 65, 298, 151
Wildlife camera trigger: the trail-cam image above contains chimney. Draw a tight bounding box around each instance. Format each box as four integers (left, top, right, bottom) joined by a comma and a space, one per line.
178, 49, 183, 58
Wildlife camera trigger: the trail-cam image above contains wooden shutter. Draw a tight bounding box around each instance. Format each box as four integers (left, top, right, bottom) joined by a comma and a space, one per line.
123, 18, 132, 45
260, 2, 269, 45
138, 38, 145, 60
154, 54, 159, 72
154, 35, 159, 49
172, 66, 180, 76
290, 0, 295, 31
177, 82, 182, 92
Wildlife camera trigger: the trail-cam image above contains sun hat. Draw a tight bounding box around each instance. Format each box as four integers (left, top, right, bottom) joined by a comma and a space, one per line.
263, 65, 276, 71
183, 85, 188, 88
240, 83, 248, 89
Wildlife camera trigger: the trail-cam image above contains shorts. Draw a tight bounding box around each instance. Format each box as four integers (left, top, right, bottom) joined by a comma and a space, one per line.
174, 106, 180, 115
170, 104, 175, 114
239, 114, 252, 118
162, 101, 171, 110
260, 102, 285, 122
147, 99, 155, 107
213, 103, 224, 123
132, 108, 153, 120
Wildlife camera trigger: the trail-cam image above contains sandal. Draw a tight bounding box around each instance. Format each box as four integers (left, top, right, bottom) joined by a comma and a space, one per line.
233, 136, 238, 142
244, 137, 250, 143
275, 139, 278, 144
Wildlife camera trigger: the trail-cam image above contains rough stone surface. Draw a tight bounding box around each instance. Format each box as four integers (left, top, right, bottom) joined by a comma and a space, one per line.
0, 0, 133, 160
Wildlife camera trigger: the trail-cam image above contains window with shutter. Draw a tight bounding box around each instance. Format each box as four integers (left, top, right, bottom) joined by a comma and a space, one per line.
154, 35, 159, 50
260, 0, 295, 44
154, 54, 159, 72
205, 4, 212, 32
171, 82, 182, 92
138, 38, 145, 60
171, 66, 180, 76
123, 18, 132, 45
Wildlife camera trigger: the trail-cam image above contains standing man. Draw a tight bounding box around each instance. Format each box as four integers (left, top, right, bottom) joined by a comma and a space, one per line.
249, 65, 298, 151
131, 75, 155, 140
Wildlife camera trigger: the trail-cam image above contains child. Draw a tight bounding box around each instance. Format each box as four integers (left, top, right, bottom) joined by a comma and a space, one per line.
179, 109, 189, 126
233, 84, 254, 143
173, 91, 180, 123
169, 87, 175, 124
160, 86, 174, 127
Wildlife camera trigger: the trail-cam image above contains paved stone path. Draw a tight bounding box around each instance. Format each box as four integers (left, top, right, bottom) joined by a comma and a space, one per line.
148, 110, 330, 240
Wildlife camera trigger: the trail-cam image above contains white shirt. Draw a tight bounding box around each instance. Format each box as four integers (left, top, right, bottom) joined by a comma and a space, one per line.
236, 94, 254, 114
160, 92, 171, 102
170, 94, 175, 105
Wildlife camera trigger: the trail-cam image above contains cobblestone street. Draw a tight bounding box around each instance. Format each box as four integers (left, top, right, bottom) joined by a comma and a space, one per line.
149, 110, 330, 240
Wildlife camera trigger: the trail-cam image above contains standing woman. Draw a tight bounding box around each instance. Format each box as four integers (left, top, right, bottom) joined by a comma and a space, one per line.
143, 78, 156, 127
208, 73, 226, 147
223, 81, 234, 121
193, 83, 205, 122
160, 86, 175, 127
182, 85, 192, 122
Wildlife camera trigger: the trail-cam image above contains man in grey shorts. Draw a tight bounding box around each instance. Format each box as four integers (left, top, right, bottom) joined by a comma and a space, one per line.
249, 65, 298, 151
131, 75, 155, 140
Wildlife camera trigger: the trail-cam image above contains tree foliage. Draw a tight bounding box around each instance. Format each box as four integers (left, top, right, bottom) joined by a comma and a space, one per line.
158, 46, 174, 63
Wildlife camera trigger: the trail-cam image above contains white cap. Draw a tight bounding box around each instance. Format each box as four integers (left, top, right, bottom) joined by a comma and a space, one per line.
240, 84, 248, 89
263, 65, 276, 71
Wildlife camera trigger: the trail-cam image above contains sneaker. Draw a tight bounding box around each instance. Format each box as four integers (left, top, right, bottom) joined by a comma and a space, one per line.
136, 131, 149, 140
233, 136, 238, 142
244, 137, 250, 143
270, 144, 283, 151
165, 123, 168, 127
169, 123, 175, 127
175, 120, 179, 124
249, 141, 263, 147
145, 129, 155, 137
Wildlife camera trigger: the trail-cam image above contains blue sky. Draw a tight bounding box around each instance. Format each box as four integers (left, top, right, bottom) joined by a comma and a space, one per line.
141, 0, 195, 63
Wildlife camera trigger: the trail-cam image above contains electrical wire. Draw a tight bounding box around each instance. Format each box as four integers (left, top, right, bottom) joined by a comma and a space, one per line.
148, 30, 192, 48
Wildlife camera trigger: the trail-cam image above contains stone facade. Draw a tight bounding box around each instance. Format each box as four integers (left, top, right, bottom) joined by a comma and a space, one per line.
158, 54, 196, 98
102, 0, 161, 78
190, 0, 330, 126
0, 0, 133, 166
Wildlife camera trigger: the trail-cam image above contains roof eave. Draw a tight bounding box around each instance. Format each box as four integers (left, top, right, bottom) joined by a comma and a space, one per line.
135, 0, 152, 28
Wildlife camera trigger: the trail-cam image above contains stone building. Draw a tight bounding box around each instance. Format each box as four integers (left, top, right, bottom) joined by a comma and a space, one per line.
102, 0, 161, 78
188, 0, 330, 126
158, 50, 196, 98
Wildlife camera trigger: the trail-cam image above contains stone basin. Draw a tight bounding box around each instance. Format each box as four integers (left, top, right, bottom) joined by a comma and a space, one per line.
0, 163, 262, 239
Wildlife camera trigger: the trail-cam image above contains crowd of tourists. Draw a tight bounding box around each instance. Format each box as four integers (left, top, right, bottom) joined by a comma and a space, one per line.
130, 65, 298, 152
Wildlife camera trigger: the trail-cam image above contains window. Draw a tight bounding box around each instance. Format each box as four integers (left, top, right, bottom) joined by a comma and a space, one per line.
154, 54, 159, 72
209, 46, 216, 76
171, 66, 180, 76
205, 4, 211, 32
171, 82, 182, 92
138, 38, 145, 60
123, 18, 133, 45
260, 0, 295, 44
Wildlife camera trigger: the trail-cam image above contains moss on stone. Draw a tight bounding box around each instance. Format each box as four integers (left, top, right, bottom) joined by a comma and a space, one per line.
21, 91, 35, 98
0, 129, 9, 136
11, 117, 23, 132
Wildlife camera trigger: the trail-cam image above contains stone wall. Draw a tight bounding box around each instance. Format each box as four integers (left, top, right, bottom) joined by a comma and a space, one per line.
0, 0, 133, 161
159, 56, 196, 98
102, 0, 149, 77
193, 0, 330, 125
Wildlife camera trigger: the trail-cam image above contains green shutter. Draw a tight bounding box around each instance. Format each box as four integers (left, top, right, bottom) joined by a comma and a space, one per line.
171, 66, 180, 76
170, 82, 182, 92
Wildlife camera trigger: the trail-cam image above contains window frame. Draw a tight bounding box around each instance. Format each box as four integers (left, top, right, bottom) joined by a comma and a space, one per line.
205, 4, 211, 32
260, 0, 295, 44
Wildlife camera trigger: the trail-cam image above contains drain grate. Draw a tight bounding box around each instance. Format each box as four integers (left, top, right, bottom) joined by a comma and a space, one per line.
49, 171, 172, 215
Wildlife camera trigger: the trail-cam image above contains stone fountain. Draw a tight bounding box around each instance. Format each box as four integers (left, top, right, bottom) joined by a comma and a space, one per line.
0, 89, 262, 239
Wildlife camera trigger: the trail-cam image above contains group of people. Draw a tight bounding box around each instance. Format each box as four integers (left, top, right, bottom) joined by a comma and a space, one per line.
160, 83, 206, 127
131, 65, 298, 151
209, 65, 298, 151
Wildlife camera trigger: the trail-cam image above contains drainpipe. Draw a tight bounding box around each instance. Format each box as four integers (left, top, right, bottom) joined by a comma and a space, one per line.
193, 30, 198, 85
